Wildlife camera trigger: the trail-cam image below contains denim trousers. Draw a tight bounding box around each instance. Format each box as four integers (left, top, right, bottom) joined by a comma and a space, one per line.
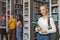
16, 27, 22, 40
1, 29, 8, 40
37, 33, 50, 40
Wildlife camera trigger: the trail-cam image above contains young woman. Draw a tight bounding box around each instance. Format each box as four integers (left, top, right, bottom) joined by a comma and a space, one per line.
16, 15, 23, 40
35, 4, 56, 40
0, 16, 8, 40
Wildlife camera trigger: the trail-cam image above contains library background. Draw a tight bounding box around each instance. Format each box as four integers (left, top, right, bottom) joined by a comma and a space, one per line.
0, 0, 60, 40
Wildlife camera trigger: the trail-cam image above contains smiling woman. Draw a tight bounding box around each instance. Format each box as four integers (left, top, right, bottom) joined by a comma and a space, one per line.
35, 4, 56, 40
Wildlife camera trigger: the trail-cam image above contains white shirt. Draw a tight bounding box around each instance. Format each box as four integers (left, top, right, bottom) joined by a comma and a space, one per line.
36, 17, 56, 34
17, 21, 22, 28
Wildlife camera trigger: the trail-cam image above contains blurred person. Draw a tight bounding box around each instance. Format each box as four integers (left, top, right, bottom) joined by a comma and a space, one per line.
8, 14, 16, 40
35, 4, 56, 40
0, 16, 8, 40
0, 16, 2, 33
16, 15, 23, 40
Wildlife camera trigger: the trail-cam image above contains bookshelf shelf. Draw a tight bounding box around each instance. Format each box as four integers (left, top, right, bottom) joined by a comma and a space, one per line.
51, 4, 58, 7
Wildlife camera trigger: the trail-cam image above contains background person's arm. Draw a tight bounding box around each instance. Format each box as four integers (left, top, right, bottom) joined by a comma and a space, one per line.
8, 19, 12, 26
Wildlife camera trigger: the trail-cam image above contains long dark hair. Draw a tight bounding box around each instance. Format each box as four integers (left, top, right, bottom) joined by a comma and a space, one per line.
17, 15, 23, 27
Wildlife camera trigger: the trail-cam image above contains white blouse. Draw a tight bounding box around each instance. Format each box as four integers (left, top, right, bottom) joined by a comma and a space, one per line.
36, 17, 56, 34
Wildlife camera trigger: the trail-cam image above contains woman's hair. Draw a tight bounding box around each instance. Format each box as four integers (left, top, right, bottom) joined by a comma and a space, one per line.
39, 4, 48, 17
40, 3, 48, 9
17, 15, 23, 26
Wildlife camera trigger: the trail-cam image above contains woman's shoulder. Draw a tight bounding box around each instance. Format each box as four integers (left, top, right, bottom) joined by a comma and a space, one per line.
38, 17, 43, 21
17, 21, 21, 23
49, 16, 53, 19
49, 16, 54, 21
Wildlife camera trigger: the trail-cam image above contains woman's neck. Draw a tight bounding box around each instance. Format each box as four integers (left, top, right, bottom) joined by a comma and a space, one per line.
43, 13, 49, 19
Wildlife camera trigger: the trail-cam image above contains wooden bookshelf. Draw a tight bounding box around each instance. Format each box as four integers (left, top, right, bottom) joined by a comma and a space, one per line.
51, 0, 59, 22
14, 0, 23, 17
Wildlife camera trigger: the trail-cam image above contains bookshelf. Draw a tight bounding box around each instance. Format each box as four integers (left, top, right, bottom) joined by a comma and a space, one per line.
2, 1, 6, 15
14, 0, 23, 18
51, 0, 59, 32
51, 0, 60, 39
23, 0, 31, 40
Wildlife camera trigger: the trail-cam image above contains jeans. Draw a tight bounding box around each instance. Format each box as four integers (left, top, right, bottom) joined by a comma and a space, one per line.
37, 33, 50, 40
16, 27, 22, 40
1, 29, 8, 40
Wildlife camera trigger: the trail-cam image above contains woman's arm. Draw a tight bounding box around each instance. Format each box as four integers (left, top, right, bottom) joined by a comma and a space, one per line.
35, 26, 42, 32
47, 17, 56, 34
35, 18, 42, 32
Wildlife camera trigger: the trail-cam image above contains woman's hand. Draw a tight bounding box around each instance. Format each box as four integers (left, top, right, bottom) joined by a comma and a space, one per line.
37, 27, 42, 31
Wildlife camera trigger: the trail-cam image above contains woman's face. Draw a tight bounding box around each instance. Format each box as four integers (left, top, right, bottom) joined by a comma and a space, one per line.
2, 16, 5, 20
40, 6, 48, 16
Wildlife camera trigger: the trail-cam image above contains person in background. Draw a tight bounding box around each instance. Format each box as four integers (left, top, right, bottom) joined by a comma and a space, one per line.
0, 16, 8, 40
0, 16, 2, 33
8, 14, 16, 40
35, 4, 56, 40
16, 15, 23, 40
